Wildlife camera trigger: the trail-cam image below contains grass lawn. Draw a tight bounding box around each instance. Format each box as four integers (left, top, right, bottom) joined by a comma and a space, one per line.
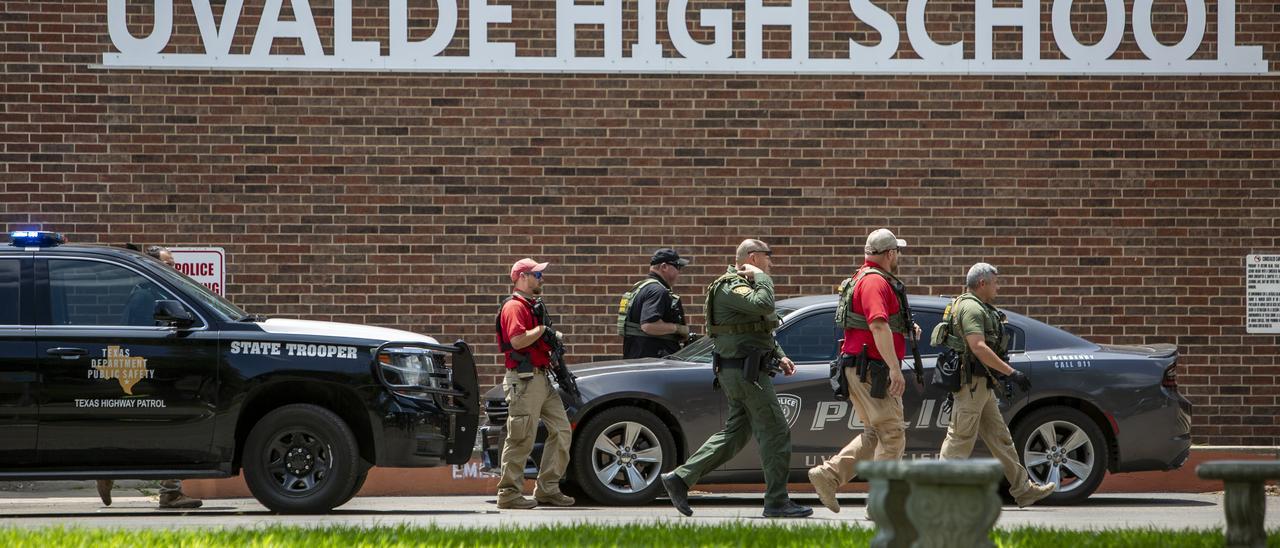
0, 523, 1273, 547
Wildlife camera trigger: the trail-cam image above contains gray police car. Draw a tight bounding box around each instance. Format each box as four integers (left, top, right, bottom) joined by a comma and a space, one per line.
481, 294, 1191, 506
0, 231, 479, 513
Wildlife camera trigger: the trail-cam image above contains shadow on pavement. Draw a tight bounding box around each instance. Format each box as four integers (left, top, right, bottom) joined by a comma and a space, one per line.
1066, 496, 1216, 508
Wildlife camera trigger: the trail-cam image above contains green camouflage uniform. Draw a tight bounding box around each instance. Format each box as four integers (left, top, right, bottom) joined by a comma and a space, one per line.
673, 266, 791, 507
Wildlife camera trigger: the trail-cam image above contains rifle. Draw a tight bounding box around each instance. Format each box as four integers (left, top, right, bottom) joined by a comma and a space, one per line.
533, 299, 582, 402
896, 285, 925, 387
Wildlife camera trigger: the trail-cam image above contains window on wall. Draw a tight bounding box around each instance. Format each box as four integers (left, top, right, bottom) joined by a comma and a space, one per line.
0, 260, 18, 325
47, 260, 177, 327
776, 311, 842, 363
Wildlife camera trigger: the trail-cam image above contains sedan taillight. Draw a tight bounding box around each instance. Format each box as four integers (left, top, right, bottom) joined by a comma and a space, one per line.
1161, 362, 1178, 391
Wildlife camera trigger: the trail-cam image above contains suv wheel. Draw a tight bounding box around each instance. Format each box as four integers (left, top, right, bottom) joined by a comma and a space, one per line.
243, 403, 361, 513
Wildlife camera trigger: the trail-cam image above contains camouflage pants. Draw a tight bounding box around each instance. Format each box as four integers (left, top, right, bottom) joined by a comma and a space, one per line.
674, 367, 793, 508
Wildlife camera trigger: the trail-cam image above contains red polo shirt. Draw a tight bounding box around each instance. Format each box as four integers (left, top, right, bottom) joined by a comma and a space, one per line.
841, 261, 906, 362
498, 293, 552, 369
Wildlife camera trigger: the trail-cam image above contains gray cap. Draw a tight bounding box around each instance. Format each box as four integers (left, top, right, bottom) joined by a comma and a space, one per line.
864, 228, 907, 254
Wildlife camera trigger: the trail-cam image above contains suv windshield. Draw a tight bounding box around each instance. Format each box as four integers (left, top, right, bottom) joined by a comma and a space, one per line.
141, 254, 248, 322
667, 307, 796, 363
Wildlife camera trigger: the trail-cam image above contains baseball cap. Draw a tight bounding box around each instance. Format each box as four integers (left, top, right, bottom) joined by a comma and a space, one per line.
650, 248, 691, 267
865, 229, 907, 254
510, 258, 549, 282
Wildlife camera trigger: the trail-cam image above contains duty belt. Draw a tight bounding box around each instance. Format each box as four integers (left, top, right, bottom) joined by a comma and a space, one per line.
714, 356, 747, 368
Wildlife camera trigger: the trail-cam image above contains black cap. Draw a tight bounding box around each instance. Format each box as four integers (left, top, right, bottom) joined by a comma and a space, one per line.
650, 248, 691, 267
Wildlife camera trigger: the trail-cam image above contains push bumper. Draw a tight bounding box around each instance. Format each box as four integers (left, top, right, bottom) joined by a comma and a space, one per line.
372, 340, 480, 467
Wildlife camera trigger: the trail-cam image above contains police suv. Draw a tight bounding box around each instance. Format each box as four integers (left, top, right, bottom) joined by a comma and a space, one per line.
0, 232, 479, 513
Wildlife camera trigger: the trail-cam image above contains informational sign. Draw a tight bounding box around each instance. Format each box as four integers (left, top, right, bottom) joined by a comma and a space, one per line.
169, 247, 226, 297
1246, 255, 1280, 334
99, 0, 1266, 74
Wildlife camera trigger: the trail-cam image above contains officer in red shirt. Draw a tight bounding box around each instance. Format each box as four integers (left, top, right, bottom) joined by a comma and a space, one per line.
807, 229, 920, 513
493, 258, 574, 510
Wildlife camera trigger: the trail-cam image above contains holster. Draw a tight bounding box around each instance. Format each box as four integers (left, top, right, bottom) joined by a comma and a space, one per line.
711, 354, 723, 391
743, 348, 766, 384
855, 344, 870, 383
868, 360, 889, 399
514, 354, 535, 379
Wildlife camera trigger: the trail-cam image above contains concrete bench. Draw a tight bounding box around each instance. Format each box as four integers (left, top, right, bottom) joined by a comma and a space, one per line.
856, 461, 915, 548
1196, 460, 1280, 548
859, 459, 1004, 548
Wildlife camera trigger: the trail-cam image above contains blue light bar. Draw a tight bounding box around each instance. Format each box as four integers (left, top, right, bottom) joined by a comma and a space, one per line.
9, 230, 66, 248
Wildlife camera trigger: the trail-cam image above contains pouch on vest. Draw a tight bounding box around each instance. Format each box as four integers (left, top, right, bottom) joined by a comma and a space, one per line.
830, 352, 854, 399
931, 348, 963, 392
617, 278, 663, 338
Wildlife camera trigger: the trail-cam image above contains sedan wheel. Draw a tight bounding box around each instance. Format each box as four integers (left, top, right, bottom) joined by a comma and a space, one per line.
1012, 406, 1109, 505
1022, 420, 1095, 494
571, 406, 677, 505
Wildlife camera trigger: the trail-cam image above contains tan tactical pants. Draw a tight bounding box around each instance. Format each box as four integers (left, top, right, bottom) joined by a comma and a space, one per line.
811, 366, 906, 485
496, 368, 572, 503
940, 377, 1035, 498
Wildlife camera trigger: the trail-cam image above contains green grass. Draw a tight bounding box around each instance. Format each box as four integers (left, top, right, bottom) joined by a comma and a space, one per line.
0, 523, 1274, 547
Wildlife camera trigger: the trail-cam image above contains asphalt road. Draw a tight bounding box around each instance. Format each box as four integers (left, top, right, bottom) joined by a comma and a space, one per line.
0, 492, 1276, 531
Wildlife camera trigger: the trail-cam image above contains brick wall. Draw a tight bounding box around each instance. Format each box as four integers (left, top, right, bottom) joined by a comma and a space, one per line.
2, 0, 1277, 444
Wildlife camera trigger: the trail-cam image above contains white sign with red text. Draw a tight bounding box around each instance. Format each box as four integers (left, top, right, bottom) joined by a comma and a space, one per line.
169, 247, 226, 297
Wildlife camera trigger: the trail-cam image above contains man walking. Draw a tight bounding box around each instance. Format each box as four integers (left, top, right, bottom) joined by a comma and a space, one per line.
660, 239, 812, 518
934, 263, 1056, 507
807, 229, 918, 513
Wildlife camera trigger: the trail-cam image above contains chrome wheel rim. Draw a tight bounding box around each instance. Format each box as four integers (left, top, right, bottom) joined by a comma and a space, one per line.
1022, 419, 1095, 493
591, 421, 663, 495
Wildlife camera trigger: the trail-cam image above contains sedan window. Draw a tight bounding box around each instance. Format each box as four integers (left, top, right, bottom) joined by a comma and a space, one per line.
775, 311, 842, 363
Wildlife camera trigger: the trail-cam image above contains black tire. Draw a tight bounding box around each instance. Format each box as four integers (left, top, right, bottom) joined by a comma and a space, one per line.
243, 404, 362, 513
1012, 406, 1109, 505
344, 461, 372, 502
570, 406, 676, 506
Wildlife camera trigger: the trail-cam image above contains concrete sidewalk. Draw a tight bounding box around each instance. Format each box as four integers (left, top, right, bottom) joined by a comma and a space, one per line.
0, 493, 1276, 532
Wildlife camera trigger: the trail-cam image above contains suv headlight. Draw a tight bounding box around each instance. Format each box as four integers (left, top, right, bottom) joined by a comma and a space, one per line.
377, 348, 449, 391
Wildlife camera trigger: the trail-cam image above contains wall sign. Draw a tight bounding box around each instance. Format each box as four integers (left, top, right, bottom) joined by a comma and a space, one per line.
100, 0, 1267, 74
169, 247, 226, 297
1247, 255, 1280, 335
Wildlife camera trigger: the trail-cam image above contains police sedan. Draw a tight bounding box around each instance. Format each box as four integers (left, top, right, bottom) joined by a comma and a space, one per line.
480, 295, 1192, 506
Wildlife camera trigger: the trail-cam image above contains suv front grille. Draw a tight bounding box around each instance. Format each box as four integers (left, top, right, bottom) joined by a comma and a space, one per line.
485, 399, 508, 425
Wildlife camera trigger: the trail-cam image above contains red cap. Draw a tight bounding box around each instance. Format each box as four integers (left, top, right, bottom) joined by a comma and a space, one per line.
510, 258, 549, 282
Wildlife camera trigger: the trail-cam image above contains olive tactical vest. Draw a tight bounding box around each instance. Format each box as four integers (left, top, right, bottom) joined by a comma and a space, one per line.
703, 272, 779, 336
616, 277, 684, 341
833, 266, 910, 334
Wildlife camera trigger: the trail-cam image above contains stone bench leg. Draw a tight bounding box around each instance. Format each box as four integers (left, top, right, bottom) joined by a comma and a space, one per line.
1196, 460, 1280, 548
1221, 479, 1266, 548
901, 459, 1005, 548
856, 461, 916, 548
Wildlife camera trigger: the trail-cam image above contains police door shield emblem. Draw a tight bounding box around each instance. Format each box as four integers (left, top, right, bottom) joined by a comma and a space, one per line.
776, 393, 802, 429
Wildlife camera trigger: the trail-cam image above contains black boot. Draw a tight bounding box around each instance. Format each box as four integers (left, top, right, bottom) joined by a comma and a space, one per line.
660, 472, 692, 517
763, 499, 813, 518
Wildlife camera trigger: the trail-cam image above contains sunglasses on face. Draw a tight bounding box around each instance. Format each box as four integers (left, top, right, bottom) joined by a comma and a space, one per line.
666, 262, 684, 270
530, 271, 542, 280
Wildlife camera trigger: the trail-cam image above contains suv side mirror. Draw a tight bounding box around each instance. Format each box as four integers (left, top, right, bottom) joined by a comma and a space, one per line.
154, 300, 195, 329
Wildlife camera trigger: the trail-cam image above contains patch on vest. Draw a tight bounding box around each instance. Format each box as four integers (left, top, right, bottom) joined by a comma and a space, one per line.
732, 285, 752, 296
776, 393, 802, 429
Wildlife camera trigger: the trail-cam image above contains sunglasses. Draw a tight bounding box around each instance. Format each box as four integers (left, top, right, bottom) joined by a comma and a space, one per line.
529, 271, 542, 280
665, 262, 684, 270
